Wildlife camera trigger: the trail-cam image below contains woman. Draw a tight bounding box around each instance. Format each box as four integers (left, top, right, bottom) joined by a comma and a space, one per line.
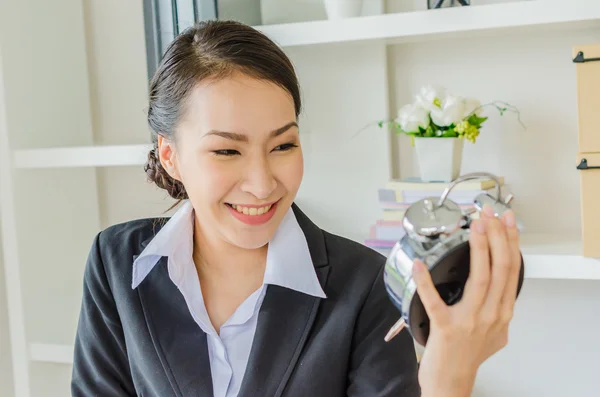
71, 20, 521, 397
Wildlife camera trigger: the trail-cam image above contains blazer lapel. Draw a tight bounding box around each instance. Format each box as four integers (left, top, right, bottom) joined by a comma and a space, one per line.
238, 203, 331, 397
237, 267, 330, 397
137, 257, 214, 397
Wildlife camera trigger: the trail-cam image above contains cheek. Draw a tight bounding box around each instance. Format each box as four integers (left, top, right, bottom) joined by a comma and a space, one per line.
178, 156, 237, 204
275, 151, 304, 191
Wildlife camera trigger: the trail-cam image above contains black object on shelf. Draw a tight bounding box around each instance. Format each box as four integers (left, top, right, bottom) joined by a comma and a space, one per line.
573, 51, 600, 63
428, 0, 470, 9
577, 158, 600, 170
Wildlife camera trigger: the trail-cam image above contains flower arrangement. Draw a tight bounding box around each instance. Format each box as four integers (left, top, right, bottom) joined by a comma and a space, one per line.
379, 85, 523, 144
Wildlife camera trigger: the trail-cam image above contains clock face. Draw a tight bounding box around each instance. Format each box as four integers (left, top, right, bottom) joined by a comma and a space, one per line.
427, 0, 471, 9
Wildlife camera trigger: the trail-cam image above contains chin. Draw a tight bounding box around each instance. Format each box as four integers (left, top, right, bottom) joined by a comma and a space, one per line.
233, 238, 271, 250
226, 229, 274, 250
222, 201, 289, 250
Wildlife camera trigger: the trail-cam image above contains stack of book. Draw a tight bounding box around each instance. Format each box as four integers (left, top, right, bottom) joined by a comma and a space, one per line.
364, 176, 505, 253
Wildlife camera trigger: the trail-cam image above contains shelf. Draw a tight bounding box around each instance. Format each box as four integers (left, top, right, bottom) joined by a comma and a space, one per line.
520, 234, 600, 280
254, 0, 600, 48
364, 233, 600, 281
13, 144, 152, 169
29, 343, 73, 365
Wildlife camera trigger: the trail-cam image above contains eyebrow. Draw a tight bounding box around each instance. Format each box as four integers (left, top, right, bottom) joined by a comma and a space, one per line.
204, 121, 298, 142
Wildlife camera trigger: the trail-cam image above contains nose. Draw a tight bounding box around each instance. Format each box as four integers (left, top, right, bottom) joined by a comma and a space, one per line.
240, 155, 277, 200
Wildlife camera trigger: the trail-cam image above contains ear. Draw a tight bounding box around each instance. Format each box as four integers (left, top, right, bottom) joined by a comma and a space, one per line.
157, 135, 182, 181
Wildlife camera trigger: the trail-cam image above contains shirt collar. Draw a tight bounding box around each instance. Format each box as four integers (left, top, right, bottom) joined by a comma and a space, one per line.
131, 200, 194, 288
264, 208, 326, 298
132, 200, 326, 299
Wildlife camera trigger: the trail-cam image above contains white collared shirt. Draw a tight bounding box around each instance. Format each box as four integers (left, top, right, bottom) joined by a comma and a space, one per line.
131, 200, 326, 397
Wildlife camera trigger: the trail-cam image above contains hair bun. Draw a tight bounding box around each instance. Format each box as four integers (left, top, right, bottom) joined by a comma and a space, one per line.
144, 148, 188, 200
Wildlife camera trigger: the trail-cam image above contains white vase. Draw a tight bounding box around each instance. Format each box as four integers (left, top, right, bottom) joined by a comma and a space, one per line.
324, 0, 363, 20
414, 137, 464, 182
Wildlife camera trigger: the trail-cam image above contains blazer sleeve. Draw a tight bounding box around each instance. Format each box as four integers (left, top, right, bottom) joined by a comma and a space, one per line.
71, 232, 136, 396
347, 264, 421, 397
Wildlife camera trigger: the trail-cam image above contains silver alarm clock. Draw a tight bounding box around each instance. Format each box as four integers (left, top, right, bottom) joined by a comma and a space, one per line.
383, 172, 525, 346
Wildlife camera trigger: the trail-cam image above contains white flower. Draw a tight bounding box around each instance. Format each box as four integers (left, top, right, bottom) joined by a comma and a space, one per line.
429, 94, 467, 127
464, 98, 482, 117
415, 85, 447, 110
397, 103, 430, 132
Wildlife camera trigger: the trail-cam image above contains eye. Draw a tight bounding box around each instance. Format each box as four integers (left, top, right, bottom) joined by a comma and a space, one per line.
212, 149, 240, 156
272, 143, 298, 152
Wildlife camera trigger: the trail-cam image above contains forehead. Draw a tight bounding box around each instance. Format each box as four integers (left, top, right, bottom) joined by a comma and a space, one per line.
180, 72, 296, 136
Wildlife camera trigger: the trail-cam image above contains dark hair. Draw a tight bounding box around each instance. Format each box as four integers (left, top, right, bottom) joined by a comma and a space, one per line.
144, 20, 302, 200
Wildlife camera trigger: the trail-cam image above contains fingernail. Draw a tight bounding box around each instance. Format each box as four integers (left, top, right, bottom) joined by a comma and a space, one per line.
483, 205, 496, 218
385, 318, 406, 342
473, 219, 486, 233
502, 210, 516, 228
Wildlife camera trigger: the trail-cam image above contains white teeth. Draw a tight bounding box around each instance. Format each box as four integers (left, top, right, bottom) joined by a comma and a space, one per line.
230, 204, 273, 216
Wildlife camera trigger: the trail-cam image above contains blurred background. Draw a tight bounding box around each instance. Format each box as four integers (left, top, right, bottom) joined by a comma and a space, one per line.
1, 0, 600, 396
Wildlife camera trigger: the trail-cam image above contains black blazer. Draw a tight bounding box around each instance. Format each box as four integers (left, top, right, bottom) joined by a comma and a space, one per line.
71, 204, 420, 396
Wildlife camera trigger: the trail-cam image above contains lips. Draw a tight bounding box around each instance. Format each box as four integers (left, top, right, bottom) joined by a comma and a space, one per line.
225, 201, 279, 225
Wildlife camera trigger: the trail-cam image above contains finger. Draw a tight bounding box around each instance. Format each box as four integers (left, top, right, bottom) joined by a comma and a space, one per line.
500, 209, 522, 310
482, 207, 513, 311
412, 259, 450, 326
462, 218, 490, 310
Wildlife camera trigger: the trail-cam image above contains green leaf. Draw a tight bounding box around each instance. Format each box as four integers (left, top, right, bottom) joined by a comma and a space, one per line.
442, 128, 458, 137
467, 114, 488, 127
377, 121, 383, 128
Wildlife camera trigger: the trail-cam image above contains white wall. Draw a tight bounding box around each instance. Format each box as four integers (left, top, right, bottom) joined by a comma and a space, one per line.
284, 40, 391, 241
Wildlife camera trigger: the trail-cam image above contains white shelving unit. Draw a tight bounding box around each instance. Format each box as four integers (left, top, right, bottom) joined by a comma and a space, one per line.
9, 0, 600, 278
0, 42, 30, 397
519, 234, 600, 280
255, 0, 600, 47
10, 0, 600, 169
13, 144, 152, 169
3, 1, 600, 396
29, 344, 74, 366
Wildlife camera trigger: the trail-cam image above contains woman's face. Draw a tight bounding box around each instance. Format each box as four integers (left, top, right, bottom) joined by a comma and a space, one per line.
158, 72, 303, 249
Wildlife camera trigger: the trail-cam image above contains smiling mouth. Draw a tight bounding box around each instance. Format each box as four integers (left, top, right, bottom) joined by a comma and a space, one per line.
225, 201, 278, 216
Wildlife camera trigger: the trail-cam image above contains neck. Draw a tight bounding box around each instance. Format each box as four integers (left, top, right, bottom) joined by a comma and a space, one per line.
192, 217, 268, 280
191, 214, 268, 333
